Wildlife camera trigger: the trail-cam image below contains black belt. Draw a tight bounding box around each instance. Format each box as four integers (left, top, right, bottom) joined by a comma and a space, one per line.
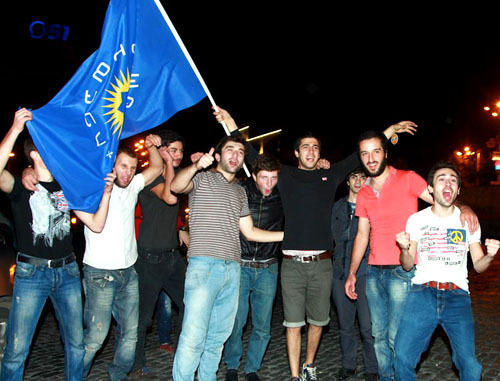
369, 265, 399, 269
17, 254, 76, 269
241, 258, 277, 269
283, 251, 332, 263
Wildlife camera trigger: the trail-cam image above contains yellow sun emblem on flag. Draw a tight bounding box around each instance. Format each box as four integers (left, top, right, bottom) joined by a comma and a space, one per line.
102, 68, 131, 138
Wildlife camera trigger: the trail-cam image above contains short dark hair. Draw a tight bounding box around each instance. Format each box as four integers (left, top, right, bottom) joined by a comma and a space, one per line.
357, 130, 388, 154
214, 135, 247, 155
116, 144, 138, 161
24, 138, 37, 165
293, 132, 321, 152
252, 154, 281, 174
347, 166, 365, 179
158, 129, 185, 148
427, 160, 462, 188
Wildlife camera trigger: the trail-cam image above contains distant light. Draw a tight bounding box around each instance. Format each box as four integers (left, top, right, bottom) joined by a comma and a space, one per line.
134, 148, 139, 152
464, 146, 470, 152
465, 151, 471, 156
135, 143, 140, 147
471, 152, 475, 155
8, 153, 14, 157
139, 139, 145, 144
141, 152, 147, 156
239, 126, 249, 132
246, 129, 282, 142
496, 102, 500, 108
138, 145, 144, 149
141, 161, 149, 167
484, 106, 491, 111
493, 112, 498, 117
456, 151, 463, 156
185, 208, 190, 213
71, 217, 77, 224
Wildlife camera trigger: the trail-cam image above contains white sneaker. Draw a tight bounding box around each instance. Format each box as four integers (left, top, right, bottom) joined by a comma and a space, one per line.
300, 363, 317, 381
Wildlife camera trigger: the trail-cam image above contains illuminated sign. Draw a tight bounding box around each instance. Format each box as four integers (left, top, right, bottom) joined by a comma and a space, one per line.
29, 21, 70, 41
495, 160, 500, 171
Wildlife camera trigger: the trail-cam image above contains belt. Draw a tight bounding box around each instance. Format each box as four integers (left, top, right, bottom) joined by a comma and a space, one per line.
283, 251, 332, 263
369, 265, 399, 269
139, 249, 176, 260
241, 258, 277, 268
17, 254, 76, 269
423, 281, 461, 291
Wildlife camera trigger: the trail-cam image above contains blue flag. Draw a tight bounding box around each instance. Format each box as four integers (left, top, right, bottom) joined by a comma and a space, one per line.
27, 0, 206, 213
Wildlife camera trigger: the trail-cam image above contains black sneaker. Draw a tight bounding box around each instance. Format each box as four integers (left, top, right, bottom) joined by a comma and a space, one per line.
336, 368, 356, 380
245, 373, 261, 381
226, 369, 239, 381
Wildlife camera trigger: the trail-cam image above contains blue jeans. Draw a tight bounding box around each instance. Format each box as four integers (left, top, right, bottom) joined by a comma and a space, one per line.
82, 265, 139, 381
173, 256, 240, 381
1, 255, 84, 381
224, 263, 278, 374
394, 284, 481, 381
365, 265, 414, 381
157, 291, 172, 345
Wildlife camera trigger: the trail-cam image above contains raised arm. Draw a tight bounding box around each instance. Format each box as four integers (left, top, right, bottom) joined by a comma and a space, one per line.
141, 134, 163, 186
171, 148, 215, 194
150, 146, 177, 205
345, 216, 370, 300
469, 238, 499, 273
239, 215, 284, 242
73, 170, 116, 232
0, 109, 32, 194
383, 121, 418, 139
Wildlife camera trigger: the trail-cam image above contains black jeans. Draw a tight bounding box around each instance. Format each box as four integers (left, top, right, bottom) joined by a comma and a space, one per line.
132, 248, 186, 371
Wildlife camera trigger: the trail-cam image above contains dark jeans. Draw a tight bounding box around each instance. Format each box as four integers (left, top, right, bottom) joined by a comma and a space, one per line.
132, 248, 186, 371
332, 276, 377, 374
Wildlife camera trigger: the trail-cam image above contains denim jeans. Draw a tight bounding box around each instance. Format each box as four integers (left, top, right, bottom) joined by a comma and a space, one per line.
1, 255, 84, 381
224, 263, 278, 374
157, 291, 172, 345
365, 265, 414, 381
132, 248, 185, 371
173, 256, 240, 381
394, 284, 481, 381
332, 275, 377, 374
82, 264, 139, 381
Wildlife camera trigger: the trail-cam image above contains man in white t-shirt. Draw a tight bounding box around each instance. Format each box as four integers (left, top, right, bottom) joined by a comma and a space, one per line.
394, 161, 499, 381
82, 135, 163, 381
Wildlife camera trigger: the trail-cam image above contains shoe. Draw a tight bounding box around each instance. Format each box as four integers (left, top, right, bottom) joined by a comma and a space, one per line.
159, 342, 174, 353
300, 363, 317, 381
336, 368, 356, 380
245, 373, 261, 381
226, 369, 239, 381
365, 373, 378, 381
128, 367, 156, 379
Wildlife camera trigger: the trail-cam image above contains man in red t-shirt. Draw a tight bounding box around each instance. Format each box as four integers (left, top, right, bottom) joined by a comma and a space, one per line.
344, 129, 477, 381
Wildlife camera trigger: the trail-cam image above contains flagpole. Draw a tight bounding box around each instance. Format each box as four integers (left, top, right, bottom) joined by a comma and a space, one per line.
153, 0, 251, 177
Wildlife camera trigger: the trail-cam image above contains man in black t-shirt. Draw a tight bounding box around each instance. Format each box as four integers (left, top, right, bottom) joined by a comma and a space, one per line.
130, 130, 190, 377
0, 109, 114, 380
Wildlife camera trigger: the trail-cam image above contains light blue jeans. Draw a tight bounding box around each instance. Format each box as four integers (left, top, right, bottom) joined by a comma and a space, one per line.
1, 255, 84, 381
365, 265, 414, 381
82, 265, 139, 381
173, 256, 240, 381
395, 284, 481, 381
224, 263, 278, 374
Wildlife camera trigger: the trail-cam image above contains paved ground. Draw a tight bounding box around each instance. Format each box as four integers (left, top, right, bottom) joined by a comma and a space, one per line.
8, 259, 500, 380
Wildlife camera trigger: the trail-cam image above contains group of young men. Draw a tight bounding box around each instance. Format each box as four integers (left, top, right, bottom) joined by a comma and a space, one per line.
0, 107, 498, 381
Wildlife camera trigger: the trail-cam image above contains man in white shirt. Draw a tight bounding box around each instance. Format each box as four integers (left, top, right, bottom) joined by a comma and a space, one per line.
82, 135, 163, 381
394, 160, 499, 381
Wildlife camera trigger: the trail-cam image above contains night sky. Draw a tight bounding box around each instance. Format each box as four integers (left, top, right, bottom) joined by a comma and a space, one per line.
5, 1, 500, 176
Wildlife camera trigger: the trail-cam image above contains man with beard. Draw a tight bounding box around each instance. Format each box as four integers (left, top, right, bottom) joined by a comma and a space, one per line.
82, 136, 163, 380
130, 130, 190, 377
394, 161, 499, 380
170, 135, 284, 381
345, 132, 478, 381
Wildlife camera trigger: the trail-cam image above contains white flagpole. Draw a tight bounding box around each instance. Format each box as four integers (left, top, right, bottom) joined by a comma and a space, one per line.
153, 0, 251, 177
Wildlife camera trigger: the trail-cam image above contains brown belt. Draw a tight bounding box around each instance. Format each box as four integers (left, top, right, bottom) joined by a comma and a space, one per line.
423, 281, 461, 291
283, 251, 332, 263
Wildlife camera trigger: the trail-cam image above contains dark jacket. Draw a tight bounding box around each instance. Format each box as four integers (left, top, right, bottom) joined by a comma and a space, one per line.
240, 180, 283, 261
331, 196, 369, 280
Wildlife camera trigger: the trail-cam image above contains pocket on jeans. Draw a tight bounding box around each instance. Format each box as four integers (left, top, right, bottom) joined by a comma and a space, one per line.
184, 263, 209, 290
15, 261, 37, 278
393, 266, 414, 281
64, 261, 81, 278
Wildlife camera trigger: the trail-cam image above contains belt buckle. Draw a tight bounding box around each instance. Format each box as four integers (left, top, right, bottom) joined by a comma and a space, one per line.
47, 259, 54, 268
